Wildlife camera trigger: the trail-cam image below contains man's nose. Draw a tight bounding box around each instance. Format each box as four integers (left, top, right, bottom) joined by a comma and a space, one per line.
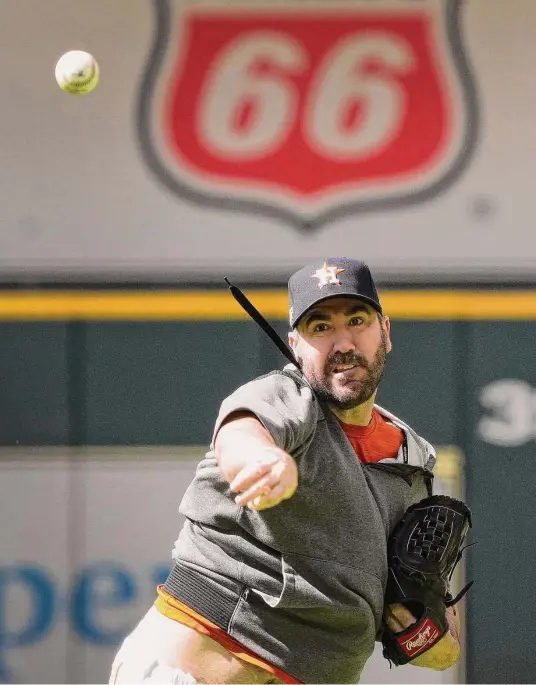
332, 331, 356, 355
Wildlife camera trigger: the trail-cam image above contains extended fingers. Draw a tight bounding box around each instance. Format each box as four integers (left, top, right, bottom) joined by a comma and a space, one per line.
229, 450, 298, 511
234, 469, 281, 507
230, 461, 275, 494
247, 481, 289, 511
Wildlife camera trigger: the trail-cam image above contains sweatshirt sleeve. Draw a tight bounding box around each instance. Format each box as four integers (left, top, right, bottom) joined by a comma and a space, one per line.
211, 371, 318, 456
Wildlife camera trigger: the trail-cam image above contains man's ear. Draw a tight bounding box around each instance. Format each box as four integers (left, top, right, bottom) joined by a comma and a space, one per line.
383, 315, 393, 354
288, 329, 298, 352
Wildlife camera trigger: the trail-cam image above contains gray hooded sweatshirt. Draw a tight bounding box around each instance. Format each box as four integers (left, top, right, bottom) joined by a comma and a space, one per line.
165, 365, 435, 684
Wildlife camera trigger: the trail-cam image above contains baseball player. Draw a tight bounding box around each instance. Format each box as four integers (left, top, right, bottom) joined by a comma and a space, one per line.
110, 258, 471, 684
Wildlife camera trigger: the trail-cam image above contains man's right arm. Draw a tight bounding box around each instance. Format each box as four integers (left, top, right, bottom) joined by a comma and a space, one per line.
214, 411, 299, 511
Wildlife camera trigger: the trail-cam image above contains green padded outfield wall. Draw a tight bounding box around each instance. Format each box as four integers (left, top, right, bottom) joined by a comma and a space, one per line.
0, 288, 535, 683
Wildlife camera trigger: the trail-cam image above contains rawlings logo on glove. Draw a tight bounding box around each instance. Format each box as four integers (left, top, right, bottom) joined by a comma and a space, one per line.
399, 618, 440, 657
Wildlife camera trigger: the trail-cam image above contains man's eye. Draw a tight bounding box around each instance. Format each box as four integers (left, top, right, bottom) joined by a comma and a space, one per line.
312, 322, 330, 333
349, 317, 364, 326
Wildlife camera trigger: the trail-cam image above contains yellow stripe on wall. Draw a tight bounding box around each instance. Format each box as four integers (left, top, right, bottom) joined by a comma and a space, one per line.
0, 289, 534, 320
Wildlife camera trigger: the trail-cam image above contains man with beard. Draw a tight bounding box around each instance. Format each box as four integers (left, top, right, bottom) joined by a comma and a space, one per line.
110, 258, 462, 685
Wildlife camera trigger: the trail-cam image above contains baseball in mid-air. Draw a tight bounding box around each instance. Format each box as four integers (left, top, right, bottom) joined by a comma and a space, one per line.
55, 50, 99, 94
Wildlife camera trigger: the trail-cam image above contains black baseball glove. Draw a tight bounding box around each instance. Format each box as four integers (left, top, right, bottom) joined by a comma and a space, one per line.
381, 495, 473, 666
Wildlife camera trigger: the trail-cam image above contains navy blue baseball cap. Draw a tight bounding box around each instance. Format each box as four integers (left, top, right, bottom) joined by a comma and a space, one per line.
288, 257, 382, 328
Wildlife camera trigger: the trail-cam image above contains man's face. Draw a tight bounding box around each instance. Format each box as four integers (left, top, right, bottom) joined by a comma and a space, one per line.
288, 297, 392, 410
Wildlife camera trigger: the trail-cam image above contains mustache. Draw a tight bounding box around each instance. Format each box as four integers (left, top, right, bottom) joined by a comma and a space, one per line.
327, 352, 368, 369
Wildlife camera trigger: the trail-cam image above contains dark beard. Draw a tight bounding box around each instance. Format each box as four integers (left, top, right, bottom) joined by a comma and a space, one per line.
301, 329, 388, 410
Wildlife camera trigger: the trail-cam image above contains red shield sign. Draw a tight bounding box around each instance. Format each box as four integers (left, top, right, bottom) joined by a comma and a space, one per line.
138, 0, 478, 229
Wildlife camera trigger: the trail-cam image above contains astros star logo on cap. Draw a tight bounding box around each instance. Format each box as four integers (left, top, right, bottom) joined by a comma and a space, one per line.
311, 262, 345, 289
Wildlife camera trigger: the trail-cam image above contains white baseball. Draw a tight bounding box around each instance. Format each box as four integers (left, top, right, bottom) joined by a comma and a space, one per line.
55, 50, 99, 95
